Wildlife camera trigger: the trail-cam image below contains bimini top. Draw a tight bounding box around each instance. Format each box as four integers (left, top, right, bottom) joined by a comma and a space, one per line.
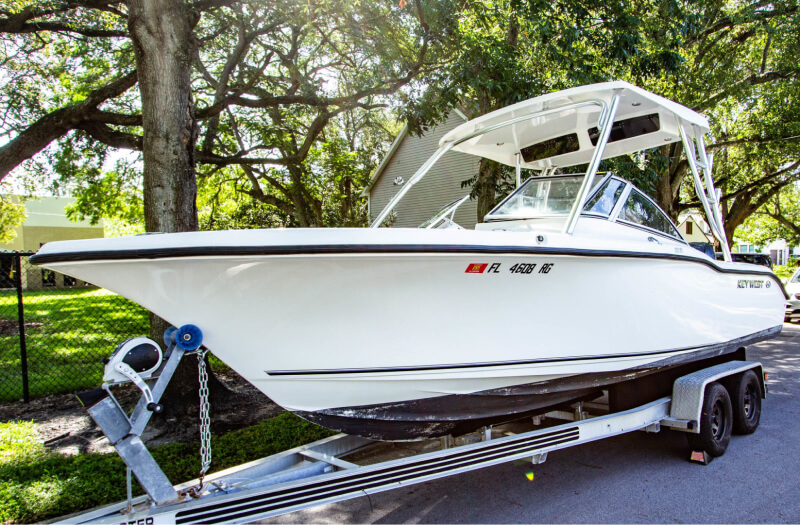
440, 81, 710, 169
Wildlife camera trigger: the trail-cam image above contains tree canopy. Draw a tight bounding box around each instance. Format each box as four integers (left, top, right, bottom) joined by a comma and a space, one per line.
604, 0, 800, 245
0, 0, 455, 228
1, 0, 799, 245
0, 0, 458, 409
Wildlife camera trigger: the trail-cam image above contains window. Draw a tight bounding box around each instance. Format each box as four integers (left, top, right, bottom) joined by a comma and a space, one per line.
686, 221, 693, 235
419, 196, 469, 229
618, 189, 680, 239
583, 178, 625, 216
520, 134, 580, 163
732, 253, 772, 269
42, 269, 56, 287
588, 114, 661, 145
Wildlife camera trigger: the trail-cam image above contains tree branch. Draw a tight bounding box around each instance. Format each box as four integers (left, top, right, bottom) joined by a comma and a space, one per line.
0, 69, 137, 180
760, 23, 772, 73
0, 1, 127, 37
0, 20, 127, 37
686, 2, 796, 46
694, 70, 796, 112
719, 160, 800, 204
86, 109, 142, 126
764, 208, 800, 239
707, 133, 800, 152
76, 121, 142, 150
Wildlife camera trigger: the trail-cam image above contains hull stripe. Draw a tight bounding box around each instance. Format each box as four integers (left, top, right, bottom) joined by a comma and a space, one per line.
266, 326, 781, 376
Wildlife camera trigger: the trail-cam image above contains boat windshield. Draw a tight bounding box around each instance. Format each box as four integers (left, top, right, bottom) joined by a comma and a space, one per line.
419, 195, 470, 229
485, 174, 606, 220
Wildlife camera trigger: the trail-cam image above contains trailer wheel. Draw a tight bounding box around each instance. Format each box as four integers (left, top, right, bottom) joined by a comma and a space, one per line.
686, 382, 732, 457
730, 370, 761, 435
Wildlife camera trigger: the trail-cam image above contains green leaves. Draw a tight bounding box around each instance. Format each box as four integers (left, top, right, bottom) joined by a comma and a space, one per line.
0, 414, 335, 524
0, 196, 26, 244
1, 0, 797, 237
403, 0, 693, 216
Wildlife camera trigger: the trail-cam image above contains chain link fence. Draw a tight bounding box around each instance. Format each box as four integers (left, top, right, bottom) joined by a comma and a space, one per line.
0, 252, 150, 402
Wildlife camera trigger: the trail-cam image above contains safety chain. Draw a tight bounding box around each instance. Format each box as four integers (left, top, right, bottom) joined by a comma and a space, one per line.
197, 348, 212, 485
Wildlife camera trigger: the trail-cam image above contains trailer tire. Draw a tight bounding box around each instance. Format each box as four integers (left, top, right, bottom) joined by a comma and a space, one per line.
686, 382, 732, 457
730, 370, 761, 435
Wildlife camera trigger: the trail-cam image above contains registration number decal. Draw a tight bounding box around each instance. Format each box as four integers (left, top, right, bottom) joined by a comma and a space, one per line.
464, 263, 554, 275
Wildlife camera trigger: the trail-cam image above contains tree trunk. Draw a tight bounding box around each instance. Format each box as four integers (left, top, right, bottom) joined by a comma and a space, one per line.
476, 158, 500, 222
652, 145, 685, 223
128, 0, 232, 422
654, 170, 681, 222
128, 0, 199, 234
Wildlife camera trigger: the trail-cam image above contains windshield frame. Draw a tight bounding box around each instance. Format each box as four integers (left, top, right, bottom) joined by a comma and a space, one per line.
612, 185, 686, 242
581, 175, 629, 218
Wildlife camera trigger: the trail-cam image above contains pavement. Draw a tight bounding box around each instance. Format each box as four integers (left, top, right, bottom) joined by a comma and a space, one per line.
261, 323, 800, 524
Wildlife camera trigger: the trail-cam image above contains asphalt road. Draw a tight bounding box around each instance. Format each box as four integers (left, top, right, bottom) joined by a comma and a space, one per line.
261, 323, 800, 524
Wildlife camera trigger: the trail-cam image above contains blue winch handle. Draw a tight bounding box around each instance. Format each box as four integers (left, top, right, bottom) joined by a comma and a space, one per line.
176, 324, 203, 351
163, 326, 179, 348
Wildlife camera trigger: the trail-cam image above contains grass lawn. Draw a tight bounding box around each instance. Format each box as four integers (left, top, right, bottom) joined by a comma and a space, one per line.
0, 414, 336, 523
0, 288, 149, 402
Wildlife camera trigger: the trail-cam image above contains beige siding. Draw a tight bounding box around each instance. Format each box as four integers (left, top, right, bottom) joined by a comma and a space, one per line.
369, 112, 481, 229
19, 225, 104, 252
0, 197, 105, 290
15, 226, 104, 290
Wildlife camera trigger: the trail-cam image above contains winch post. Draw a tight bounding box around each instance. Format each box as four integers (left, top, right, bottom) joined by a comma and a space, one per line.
78, 339, 188, 506
82, 396, 180, 505
128, 346, 186, 436
115, 436, 180, 505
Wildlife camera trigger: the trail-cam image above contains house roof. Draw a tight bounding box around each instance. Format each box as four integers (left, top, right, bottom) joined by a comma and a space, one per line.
677, 214, 712, 242
678, 213, 710, 230
440, 81, 710, 170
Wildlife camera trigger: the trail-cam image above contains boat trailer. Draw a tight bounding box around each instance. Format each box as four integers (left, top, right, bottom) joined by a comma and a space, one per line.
62, 327, 766, 524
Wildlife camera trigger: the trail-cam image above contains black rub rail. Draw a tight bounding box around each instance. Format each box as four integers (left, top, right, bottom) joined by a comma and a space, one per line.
31, 243, 788, 299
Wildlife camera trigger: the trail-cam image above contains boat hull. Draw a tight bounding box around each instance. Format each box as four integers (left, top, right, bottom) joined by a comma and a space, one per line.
294, 335, 768, 440
37, 233, 784, 439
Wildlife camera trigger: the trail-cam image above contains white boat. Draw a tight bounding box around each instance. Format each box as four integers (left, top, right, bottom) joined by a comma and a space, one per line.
32, 82, 785, 440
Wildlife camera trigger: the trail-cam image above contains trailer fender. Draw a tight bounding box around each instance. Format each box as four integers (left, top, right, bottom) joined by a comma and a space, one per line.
669, 360, 764, 434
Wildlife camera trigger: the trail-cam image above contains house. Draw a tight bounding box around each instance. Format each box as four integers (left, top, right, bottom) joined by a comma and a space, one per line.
362, 110, 480, 229
733, 241, 760, 254
763, 239, 800, 267
733, 240, 800, 267
676, 214, 713, 244
0, 196, 104, 289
